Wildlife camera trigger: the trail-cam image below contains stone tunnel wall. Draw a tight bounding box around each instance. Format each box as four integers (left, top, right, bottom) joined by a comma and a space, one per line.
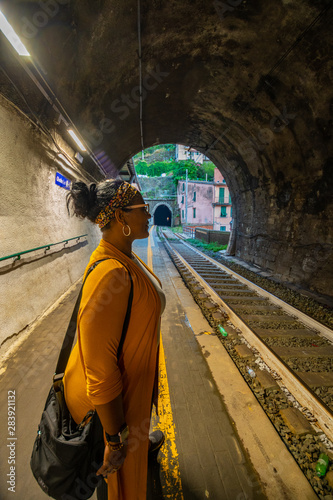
209, 145, 333, 300
0, 97, 101, 347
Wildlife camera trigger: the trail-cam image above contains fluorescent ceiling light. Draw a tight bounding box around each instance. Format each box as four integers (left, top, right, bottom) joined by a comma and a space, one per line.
67, 129, 86, 151
0, 11, 30, 56
58, 153, 72, 168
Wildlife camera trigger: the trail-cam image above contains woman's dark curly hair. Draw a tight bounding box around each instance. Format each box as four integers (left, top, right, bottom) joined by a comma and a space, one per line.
66, 179, 125, 227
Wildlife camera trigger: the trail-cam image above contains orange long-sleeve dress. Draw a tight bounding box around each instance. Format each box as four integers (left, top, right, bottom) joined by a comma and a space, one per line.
63, 239, 162, 500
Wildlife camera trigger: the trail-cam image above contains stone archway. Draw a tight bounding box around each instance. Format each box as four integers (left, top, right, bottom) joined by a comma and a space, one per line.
151, 202, 173, 227
154, 204, 172, 226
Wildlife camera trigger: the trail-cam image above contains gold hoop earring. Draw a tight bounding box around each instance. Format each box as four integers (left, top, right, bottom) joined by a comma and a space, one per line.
122, 225, 131, 237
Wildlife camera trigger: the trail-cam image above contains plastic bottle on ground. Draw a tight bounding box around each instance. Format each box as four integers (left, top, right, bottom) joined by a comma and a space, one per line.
218, 325, 228, 337
316, 453, 329, 477
246, 366, 256, 378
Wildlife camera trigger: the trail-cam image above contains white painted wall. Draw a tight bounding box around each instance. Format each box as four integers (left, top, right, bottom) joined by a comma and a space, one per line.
175, 144, 209, 164
0, 97, 101, 347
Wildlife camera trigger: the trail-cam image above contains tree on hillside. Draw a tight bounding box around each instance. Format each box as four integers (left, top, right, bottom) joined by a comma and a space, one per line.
133, 144, 176, 164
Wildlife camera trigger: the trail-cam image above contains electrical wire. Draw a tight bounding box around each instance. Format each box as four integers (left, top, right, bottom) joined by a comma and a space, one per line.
27, 60, 107, 177
1, 34, 107, 177
138, 0, 144, 153
205, 3, 332, 154
264, 4, 332, 82
0, 65, 97, 182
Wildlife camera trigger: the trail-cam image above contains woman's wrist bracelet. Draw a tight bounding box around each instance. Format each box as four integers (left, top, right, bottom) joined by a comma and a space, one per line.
105, 423, 129, 444
106, 441, 125, 451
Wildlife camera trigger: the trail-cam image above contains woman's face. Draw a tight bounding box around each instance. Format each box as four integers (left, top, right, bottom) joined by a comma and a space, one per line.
122, 193, 151, 240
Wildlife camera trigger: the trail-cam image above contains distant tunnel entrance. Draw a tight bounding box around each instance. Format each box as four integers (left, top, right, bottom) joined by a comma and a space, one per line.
154, 205, 172, 226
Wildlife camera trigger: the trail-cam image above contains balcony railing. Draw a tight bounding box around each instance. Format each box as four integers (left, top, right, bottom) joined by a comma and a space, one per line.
213, 197, 232, 206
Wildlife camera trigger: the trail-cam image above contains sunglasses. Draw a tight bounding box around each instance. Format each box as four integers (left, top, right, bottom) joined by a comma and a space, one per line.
123, 203, 150, 213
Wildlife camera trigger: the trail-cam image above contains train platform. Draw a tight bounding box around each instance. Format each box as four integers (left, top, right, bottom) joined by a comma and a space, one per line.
0, 227, 316, 500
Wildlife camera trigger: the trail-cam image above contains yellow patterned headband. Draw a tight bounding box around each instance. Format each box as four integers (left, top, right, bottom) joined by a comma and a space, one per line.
95, 182, 138, 228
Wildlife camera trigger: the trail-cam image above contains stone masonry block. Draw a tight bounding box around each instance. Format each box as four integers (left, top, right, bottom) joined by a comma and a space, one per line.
280, 407, 316, 436
234, 344, 254, 359
203, 300, 216, 309
326, 471, 333, 490
212, 311, 227, 321
255, 370, 279, 392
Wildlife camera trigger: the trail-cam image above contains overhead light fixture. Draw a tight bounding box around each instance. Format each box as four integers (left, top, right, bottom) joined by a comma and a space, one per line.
58, 153, 73, 168
0, 10, 30, 56
75, 152, 84, 164
67, 129, 86, 152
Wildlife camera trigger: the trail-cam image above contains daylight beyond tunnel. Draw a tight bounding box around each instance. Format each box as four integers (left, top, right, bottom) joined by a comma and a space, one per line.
154, 205, 172, 227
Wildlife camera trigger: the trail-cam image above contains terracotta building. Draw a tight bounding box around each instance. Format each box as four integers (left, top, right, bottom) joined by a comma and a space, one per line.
177, 179, 214, 228
213, 168, 232, 231
177, 168, 232, 231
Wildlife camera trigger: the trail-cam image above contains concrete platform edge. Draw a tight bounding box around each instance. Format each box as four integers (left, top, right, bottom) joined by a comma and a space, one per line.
162, 248, 317, 500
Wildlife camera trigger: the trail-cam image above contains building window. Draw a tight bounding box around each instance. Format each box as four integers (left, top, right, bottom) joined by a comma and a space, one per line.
229, 194, 232, 203
219, 187, 225, 203
193, 191, 196, 201
193, 208, 196, 218
182, 183, 185, 192
181, 195, 184, 203
220, 226, 226, 231
222, 178, 226, 184
182, 210, 184, 218
230, 206, 232, 217
220, 206, 227, 217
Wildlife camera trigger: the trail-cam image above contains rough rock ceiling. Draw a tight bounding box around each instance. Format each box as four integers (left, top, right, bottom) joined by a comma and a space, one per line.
1, 0, 331, 172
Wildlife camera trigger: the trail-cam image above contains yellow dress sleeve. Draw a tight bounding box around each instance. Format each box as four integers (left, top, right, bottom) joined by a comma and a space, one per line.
77, 263, 131, 405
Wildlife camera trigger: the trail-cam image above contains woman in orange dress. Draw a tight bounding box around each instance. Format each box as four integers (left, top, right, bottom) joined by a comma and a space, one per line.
64, 179, 165, 500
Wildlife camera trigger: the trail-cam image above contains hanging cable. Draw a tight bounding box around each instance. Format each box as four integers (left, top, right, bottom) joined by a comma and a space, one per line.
0, 65, 97, 182
264, 4, 332, 82
138, 0, 144, 153
0, 30, 108, 177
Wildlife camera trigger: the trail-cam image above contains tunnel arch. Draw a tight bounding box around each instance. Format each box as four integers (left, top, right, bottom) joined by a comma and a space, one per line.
151, 202, 173, 227
1, 1, 332, 299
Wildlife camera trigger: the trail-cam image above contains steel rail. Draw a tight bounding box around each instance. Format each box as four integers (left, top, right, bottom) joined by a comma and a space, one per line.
175, 235, 333, 342
163, 234, 333, 442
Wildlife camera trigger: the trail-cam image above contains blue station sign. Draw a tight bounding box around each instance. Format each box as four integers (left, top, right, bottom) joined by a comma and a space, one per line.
55, 172, 71, 190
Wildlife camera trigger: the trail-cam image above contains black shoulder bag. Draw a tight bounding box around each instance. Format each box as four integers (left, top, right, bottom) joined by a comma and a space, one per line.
30, 259, 133, 500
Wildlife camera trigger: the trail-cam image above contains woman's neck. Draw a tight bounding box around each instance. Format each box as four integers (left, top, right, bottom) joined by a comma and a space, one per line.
102, 232, 133, 259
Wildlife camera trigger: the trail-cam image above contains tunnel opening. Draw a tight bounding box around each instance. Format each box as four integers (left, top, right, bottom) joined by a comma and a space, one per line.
154, 204, 172, 227
134, 142, 234, 246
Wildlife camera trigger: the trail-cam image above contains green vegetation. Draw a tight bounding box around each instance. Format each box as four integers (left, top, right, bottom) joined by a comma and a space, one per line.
188, 238, 228, 253
135, 159, 215, 183
133, 144, 215, 184
170, 226, 183, 233
133, 144, 175, 164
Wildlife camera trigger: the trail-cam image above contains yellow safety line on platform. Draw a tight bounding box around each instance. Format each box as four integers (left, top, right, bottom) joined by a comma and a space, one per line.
148, 225, 154, 269
148, 226, 184, 499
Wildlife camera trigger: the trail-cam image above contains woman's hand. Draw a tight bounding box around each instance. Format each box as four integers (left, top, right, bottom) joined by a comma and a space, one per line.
96, 441, 128, 477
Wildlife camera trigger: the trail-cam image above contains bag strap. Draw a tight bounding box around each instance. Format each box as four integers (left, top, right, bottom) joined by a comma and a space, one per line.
54, 258, 133, 382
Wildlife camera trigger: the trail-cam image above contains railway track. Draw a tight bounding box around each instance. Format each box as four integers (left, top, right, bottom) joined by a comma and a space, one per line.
161, 229, 333, 497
